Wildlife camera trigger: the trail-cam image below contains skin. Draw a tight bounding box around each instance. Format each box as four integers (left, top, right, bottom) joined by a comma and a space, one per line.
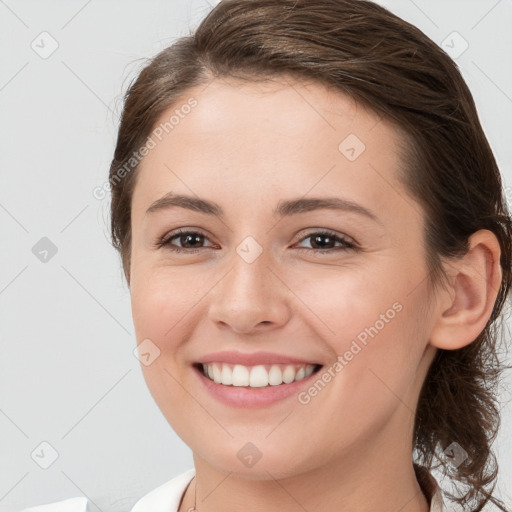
128, 76, 502, 512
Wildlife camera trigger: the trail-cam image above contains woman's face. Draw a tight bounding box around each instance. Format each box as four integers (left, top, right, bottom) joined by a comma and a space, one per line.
129, 76, 438, 478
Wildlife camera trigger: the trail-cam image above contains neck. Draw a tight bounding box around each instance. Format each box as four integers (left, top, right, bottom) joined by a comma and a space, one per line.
180, 409, 431, 512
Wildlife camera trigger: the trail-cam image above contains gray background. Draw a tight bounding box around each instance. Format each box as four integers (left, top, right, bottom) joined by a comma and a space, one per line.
0, 0, 511, 510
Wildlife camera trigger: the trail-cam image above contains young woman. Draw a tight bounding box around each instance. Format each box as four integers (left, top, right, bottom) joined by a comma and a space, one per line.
23, 1, 511, 511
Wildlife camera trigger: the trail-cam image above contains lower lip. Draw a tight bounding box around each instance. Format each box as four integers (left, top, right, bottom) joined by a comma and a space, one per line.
193, 365, 322, 408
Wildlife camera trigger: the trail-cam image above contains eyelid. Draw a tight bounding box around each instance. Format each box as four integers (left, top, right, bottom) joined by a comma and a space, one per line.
293, 229, 357, 252
155, 227, 215, 249
295, 227, 357, 245
155, 227, 359, 253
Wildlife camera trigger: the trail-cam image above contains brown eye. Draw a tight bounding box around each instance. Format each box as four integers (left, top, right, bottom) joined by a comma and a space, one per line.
173, 232, 205, 249
155, 229, 215, 253
295, 230, 357, 253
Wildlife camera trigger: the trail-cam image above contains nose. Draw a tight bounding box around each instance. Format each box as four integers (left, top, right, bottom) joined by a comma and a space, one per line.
207, 248, 292, 334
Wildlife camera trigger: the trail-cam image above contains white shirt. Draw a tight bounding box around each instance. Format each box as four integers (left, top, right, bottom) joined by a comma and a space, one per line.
21, 465, 447, 511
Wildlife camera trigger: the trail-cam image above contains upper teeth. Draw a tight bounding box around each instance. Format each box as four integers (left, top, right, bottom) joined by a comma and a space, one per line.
201, 363, 316, 387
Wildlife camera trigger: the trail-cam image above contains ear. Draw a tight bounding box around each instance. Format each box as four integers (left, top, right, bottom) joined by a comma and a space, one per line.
429, 229, 502, 350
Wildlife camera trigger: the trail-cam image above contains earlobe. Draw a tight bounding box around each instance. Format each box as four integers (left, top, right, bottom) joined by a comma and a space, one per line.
429, 229, 502, 350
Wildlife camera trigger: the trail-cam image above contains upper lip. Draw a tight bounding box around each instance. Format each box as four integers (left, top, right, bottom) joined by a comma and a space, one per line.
196, 350, 323, 366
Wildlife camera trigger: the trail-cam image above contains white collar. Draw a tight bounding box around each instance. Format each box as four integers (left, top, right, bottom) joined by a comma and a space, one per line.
414, 463, 447, 512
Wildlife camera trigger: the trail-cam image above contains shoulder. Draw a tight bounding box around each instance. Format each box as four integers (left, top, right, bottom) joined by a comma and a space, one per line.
19, 469, 195, 512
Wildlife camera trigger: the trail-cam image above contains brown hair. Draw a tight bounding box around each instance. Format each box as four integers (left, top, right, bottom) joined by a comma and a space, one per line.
108, 1, 512, 509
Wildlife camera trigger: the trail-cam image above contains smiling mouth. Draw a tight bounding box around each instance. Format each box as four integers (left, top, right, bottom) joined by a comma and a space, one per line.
193, 362, 323, 388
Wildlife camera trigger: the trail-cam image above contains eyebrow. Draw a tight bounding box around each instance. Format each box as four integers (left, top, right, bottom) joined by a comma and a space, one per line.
145, 192, 381, 224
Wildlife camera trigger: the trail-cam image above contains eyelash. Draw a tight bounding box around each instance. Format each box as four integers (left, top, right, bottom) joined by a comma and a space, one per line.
153, 228, 358, 255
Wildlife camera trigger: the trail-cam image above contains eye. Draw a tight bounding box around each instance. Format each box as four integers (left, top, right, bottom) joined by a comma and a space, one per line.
294, 229, 357, 254
154, 228, 358, 254
154, 228, 216, 253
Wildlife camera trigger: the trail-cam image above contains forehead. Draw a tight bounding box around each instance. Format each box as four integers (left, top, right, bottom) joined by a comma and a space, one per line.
132, 76, 414, 226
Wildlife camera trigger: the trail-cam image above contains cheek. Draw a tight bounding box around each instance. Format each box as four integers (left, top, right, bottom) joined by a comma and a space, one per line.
299, 265, 428, 400
328, 294, 428, 422
130, 266, 205, 344
130, 269, 202, 429
289, 264, 400, 345
295, 303, 427, 454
